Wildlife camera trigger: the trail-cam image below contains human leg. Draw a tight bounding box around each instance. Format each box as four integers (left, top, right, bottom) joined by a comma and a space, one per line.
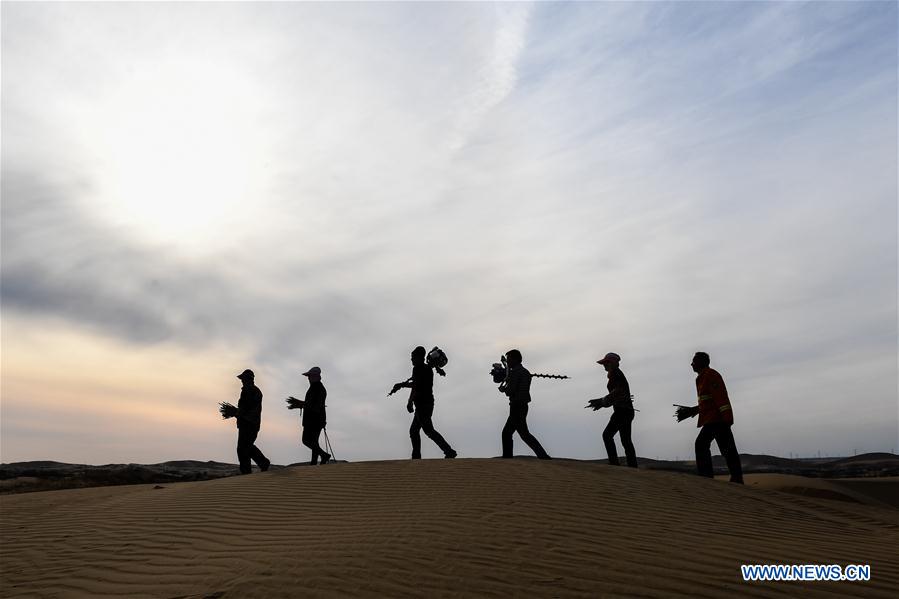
513, 402, 550, 459
714, 424, 744, 483
416, 402, 455, 457
238, 427, 268, 473
694, 425, 716, 478
303, 426, 325, 465
236, 428, 252, 474
618, 410, 638, 468
501, 409, 516, 458
409, 412, 423, 459
602, 413, 621, 466
250, 445, 269, 471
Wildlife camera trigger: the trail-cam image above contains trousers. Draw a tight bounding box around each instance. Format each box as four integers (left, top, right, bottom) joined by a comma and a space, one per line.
410, 401, 454, 458
302, 425, 329, 465
695, 422, 743, 483
502, 402, 550, 459
602, 408, 638, 467
237, 426, 269, 474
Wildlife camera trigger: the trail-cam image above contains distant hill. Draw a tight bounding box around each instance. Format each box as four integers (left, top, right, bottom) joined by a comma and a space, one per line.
0, 460, 341, 494
0, 460, 250, 494
2, 453, 896, 494
639, 452, 899, 478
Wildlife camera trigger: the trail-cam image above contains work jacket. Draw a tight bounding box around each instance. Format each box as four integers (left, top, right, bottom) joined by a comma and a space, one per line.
409, 363, 434, 405
237, 384, 263, 430
606, 367, 634, 413
695, 367, 734, 427
504, 365, 532, 404
303, 382, 327, 428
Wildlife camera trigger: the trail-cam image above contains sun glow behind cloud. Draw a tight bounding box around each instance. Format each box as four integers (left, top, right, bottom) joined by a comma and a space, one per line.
90, 59, 273, 249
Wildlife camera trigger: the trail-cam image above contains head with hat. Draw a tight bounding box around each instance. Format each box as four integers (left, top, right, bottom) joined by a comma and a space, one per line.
597, 352, 621, 372
302, 366, 322, 382
237, 368, 255, 385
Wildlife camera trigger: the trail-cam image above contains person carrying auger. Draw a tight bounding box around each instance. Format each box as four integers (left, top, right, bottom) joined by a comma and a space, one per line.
389, 346, 457, 460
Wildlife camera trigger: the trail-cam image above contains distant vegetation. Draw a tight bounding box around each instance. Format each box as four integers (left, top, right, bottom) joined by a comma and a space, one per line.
0, 460, 271, 494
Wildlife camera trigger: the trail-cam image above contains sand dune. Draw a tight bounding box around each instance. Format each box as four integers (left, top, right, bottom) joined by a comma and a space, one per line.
1, 459, 896, 598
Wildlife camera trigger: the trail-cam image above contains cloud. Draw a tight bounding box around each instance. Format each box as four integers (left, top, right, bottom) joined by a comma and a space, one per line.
2, 1, 896, 464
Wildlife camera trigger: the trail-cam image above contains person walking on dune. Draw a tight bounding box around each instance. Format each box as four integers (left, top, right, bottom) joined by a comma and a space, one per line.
390, 346, 457, 459
500, 349, 551, 460
287, 366, 331, 465
235, 369, 270, 474
587, 352, 638, 468
675, 352, 743, 483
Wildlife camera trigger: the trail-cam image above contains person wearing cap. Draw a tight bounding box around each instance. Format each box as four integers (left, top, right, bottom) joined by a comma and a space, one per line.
287, 367, 330, 465
235, 369, 270, 474
591, 353, 638, 468
500, 349, 551, 460
390, 346, 457, 459
681, 352, 743, 483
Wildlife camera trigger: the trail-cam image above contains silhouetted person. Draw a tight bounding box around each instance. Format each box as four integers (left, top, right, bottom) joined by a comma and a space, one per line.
594, 352, 638, 468
235, 369, 270, 474
391, 346, 457, 459
500, 349, 551, 459
287, 366, 330, 465
683, 352, 743, 483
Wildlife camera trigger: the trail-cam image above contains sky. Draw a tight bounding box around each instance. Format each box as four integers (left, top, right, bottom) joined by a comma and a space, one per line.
2, 1, 896, 466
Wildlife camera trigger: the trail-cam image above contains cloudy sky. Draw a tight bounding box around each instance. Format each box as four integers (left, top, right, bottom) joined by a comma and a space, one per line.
2, 1, 896, 466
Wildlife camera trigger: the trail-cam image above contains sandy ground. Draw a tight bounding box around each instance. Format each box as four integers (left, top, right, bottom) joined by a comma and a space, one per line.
1, 459, 896, 598
741, 474, 899, 509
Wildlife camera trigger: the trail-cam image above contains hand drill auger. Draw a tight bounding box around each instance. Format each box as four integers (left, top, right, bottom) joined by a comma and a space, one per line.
490, 355, 570, 387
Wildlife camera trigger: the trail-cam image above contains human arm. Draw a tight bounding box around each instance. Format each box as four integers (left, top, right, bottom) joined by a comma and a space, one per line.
389, 377, 413, 396
606, 387, 631, 405
673, 404, 700, 422
707, 371, 734, 424
391, 381, 410, 393
585, 396, 614, 410
605, 370, 633, 408
503, 367, 520, 398
504, 367, 531, 402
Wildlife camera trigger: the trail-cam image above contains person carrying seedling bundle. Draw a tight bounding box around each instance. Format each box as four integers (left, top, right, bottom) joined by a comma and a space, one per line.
286, 366, 330, 465
586, 352, 638, 468
499, 349, 551, 460
674, 352, 743, 484
389, 346, 457, 459
233, 369, 270, 474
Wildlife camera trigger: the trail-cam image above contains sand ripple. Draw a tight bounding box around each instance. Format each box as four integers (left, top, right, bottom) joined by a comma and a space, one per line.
1, 459, 896, 598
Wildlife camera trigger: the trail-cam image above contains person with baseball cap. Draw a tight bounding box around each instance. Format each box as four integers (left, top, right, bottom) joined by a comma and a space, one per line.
234, 369, 270, 474
287, 367, 330, 465
589, 353, 638, 468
